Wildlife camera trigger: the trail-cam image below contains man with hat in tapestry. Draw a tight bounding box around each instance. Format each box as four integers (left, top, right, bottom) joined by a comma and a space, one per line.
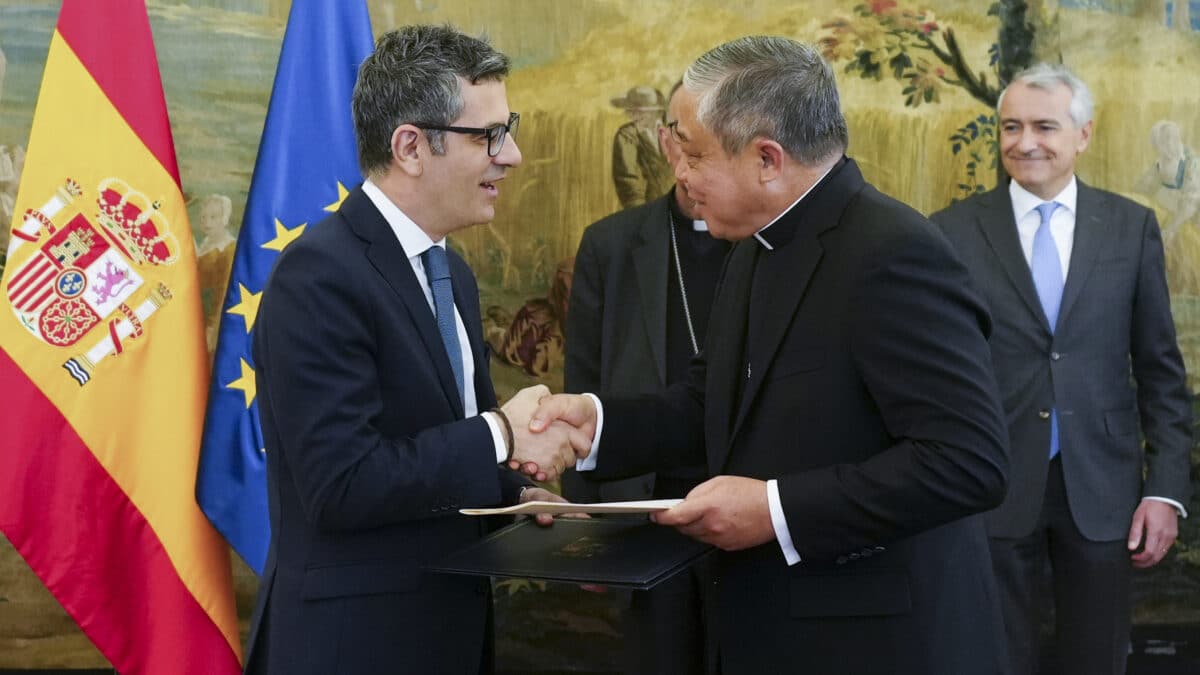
611, 84, 674, 208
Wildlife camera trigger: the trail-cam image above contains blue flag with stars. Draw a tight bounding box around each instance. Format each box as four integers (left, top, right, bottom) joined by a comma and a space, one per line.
196, 0, 374, 573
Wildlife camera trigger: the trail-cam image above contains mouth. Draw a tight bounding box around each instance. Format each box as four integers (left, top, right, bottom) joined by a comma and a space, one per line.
480, 176, 503, 196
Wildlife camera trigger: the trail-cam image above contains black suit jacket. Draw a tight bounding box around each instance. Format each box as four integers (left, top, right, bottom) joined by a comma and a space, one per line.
564, 194, 676, 501
245, 186, 527, 675
591, 160, 1011, 674
932, 182, 1193, 541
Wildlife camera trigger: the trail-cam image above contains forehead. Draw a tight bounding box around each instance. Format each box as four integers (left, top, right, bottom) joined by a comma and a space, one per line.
670, 89, 707, 141
1000, 81, 1074, 122
454, 78, 510, 124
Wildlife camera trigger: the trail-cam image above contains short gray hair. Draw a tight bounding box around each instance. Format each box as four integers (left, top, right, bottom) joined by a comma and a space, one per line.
998, 63, 1093, 128
682, 36, 848, 165
352, 25, 510, 176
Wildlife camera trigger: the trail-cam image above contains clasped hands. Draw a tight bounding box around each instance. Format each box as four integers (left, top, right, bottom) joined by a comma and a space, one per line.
501, 390, 776, 551
500, 387, 596, 482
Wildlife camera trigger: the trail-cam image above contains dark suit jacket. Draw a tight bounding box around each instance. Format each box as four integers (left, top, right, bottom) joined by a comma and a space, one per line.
245, 186, 527, 675
563, 194, 678, 501
932, 182, 1193, 541
591, 160, 1011, 674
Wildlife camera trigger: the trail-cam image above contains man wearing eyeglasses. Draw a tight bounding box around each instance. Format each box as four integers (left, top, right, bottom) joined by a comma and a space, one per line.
245, 25, 580, 675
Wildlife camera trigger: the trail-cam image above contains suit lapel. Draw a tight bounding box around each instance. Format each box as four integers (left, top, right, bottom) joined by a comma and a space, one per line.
345, 187, 466, 418
1056, 183, 1107, 331
976, 187, 1050, 332
631, 199, 671, 386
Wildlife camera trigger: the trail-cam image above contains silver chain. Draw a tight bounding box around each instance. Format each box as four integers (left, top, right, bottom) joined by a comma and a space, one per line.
667, 210, 700, 356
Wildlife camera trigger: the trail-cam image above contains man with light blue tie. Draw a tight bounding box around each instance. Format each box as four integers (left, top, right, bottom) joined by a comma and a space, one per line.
933, 63, 1193, 675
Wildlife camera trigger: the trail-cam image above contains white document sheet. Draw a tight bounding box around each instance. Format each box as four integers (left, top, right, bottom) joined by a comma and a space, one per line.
460, 499, 682, 516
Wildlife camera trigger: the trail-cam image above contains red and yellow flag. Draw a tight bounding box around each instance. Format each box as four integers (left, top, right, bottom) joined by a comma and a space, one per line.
0, 1, 241, 672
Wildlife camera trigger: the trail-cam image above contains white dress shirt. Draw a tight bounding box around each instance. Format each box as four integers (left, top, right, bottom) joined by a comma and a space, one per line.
1008, 177, 1186, 518
362, 180, 508, 462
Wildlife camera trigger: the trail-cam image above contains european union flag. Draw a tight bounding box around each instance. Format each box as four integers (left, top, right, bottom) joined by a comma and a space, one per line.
197, 0, 374, 573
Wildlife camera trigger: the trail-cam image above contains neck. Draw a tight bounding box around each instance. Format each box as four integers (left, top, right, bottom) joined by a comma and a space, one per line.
761, 154, 840, 219
372, 170, 450, 242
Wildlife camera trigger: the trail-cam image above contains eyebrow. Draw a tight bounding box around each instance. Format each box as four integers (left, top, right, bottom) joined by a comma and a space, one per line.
1000, 117, 1062, 126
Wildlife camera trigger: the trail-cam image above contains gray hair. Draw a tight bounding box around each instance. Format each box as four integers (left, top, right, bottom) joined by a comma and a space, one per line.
998, 63, 1093, 128
682, 36, 848, 165
352, 25, 510, 176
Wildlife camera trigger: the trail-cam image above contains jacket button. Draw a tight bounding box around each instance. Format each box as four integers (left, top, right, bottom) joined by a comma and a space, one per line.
849, 552, 860, 560
874, 546, 885, 552
1050, 352, 1061, 361
836, 556, 848, 565
861, 549, 873, 558
1038, 409, 1051, 420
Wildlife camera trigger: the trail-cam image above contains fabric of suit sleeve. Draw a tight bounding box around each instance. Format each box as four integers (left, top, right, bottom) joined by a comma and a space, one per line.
1129, 208, 1194, 505
254, 240, 506, 532
775, 228, 1010, 560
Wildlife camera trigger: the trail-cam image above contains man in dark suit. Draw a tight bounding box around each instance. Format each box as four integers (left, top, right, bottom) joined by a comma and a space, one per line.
563, 81, 729, 675
932, 63, 1193, 675
245, 26, 578, 675
526, 36, 1011, 674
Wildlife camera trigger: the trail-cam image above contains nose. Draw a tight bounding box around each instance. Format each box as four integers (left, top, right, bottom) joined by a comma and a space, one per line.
495, 133, 522, 167
674, 156, 689, 185
1014, 127, 1038, 153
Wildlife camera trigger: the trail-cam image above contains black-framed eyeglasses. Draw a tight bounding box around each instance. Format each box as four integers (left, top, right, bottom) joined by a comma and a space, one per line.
414, 112, 520, 157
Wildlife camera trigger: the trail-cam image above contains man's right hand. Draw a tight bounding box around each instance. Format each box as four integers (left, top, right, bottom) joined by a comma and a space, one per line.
501, 386, 588, 482
506, 394, 599, 478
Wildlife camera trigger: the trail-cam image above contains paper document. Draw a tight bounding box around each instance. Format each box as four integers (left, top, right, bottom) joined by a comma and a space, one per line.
460, 499, 682, 516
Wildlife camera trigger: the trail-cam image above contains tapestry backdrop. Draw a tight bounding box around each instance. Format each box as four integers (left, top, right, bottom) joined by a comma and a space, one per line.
0, 0, 1197, 668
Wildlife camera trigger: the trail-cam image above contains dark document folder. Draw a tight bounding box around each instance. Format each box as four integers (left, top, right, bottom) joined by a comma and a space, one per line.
427, 518, 713, 590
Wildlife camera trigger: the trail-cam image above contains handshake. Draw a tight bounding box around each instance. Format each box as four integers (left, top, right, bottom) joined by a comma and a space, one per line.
497, 385, 598, 482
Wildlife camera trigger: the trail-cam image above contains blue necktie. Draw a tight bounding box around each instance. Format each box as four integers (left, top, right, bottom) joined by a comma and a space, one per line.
1030, 201, 1063, 459
422, 246, 464, 406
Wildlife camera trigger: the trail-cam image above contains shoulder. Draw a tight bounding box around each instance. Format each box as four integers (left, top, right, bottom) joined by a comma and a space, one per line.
1079, 182, 1153, 221
835, 185, 968, 272
929, 190, 994, 227
579, 197, 665, 248
268, 210, 361, 287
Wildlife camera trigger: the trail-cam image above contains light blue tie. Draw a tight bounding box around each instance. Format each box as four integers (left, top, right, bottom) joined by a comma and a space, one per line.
1031, 201, 1062, 459
422, 246, 464, 406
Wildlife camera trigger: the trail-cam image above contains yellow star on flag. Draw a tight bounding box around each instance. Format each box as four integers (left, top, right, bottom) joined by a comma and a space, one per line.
225, 283, 263, 333
262, 218, 306, 252
226, 358, 257, 409
324, 181, 350, 213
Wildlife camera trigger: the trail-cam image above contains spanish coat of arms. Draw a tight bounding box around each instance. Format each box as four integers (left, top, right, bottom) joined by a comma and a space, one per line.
5, 177, 179, 385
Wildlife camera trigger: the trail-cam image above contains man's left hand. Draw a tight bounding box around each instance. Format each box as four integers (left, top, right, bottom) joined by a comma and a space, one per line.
519, 486, 586, 527
1128, 499, 1179, 569
652, 475, 775, 551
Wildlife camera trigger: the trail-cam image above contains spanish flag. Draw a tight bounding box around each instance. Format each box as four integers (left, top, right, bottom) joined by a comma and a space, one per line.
0, 1, 241, 672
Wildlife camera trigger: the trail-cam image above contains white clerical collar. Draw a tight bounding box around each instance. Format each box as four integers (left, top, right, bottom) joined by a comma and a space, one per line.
753, 163, 837, 251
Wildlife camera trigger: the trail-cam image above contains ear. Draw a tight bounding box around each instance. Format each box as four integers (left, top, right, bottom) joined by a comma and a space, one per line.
1076, 119, 1093, 154
391, 124, 424, 177
657, 123, 671, 156
755, 138, 786, 183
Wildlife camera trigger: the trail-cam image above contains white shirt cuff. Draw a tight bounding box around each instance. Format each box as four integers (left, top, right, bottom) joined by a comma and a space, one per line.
767, 479, 801, 565
575, 393, 604, 471
1143, 496, 1188, 519
482, 412, 508, 463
